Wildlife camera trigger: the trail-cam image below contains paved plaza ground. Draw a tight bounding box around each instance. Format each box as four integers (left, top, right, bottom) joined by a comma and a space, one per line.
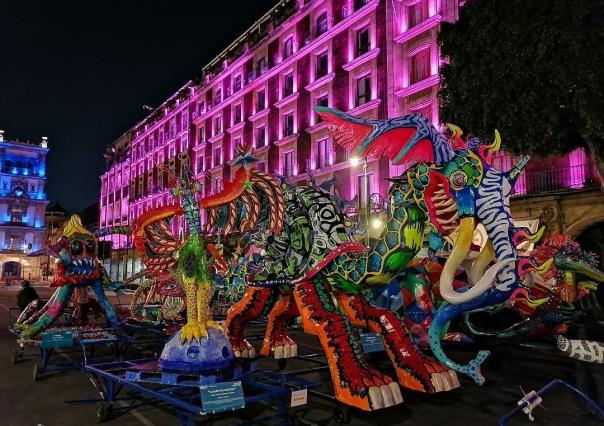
0, 286, 603, 425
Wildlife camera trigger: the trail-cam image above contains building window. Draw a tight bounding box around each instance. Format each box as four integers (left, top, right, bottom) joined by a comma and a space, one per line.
214, 177, 223, 193
410, 49, 430, 84
197, 155, 204, 173
198, 127, 205, 145
284, 151, 294, 177
257, 89, 266, 111
283, 37, 294, 59
316, 51, 328, 79
198, 101, 205, 115
257, 56, 268, 75
233, 75, 242, 92
181, 136, 188, 151
214, 116, 222, 135
317, 138, 329, 169
214, 88, 222, 106
354, 0, 370, 11
356, 75, 371, 106
356, 27, 370, 57
407, 1, 426, 29
232, 137, 242, 159
283, 113, 295, 137
317, 94, 329, 108
283, 73, 294, 97
147, 171, 154, 192
213, 146, 222, 167
234, 104, 242, 124
316, 95, 329, 122
256, 126, 266, 148
316, 12, 328, 36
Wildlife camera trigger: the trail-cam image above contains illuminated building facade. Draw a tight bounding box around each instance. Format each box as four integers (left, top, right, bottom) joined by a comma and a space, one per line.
100, 0, 602, 276
0, 130, 49, 281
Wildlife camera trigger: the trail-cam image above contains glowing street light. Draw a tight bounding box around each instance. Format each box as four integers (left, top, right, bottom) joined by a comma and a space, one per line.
350, 156, 360, 167
371, 217, 383, 229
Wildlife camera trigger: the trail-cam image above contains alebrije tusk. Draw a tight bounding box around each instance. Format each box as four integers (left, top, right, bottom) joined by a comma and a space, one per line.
447, 123, 463, 137
491, 129, 501, 152
536, 258, 554, 275
528, 226, 546, 243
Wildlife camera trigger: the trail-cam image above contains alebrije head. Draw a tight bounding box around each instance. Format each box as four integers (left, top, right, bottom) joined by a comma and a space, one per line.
62, 215, 97, 259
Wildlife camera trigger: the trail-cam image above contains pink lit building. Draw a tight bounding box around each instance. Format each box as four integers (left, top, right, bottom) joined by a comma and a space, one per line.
99, 0, 599, 279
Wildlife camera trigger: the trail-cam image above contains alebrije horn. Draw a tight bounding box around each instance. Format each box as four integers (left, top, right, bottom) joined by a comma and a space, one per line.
508, 155, 531, 185
513, 226, 545, 247
478, 129, 501, 165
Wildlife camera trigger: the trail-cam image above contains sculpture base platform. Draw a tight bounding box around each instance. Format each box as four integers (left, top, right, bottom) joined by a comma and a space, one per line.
159, 327, 235, 373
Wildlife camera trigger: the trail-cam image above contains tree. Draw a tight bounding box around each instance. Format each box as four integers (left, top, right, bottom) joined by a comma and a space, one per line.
438, 0, 604, 182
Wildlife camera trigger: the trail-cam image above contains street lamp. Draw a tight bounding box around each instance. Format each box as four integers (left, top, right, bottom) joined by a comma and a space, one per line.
371, 217, 383, 229
351, 156, 370, 246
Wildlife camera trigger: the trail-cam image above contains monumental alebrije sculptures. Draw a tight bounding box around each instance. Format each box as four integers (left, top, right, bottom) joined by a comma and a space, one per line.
17, 215, 119, 339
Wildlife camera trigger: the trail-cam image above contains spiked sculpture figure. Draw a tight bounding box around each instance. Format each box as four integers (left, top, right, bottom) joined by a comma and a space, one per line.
131, 162, 234, 372
17, 215, 118, 339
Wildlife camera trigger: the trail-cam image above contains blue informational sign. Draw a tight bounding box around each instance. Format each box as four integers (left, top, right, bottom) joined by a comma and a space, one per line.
200, 381, 245, 414
360, 332, 385, 353
41, 331, 74, 348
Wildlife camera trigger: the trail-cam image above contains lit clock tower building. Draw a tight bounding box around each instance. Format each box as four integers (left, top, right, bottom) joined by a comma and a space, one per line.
0, 129, 49, 282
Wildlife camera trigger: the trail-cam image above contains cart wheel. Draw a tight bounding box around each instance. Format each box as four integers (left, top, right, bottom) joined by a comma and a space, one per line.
32, 363, 39, 381
96, 402, 112, 422
333, 404, 350, 424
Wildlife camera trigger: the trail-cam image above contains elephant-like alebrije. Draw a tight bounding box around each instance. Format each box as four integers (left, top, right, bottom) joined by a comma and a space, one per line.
200, 107, 543, 409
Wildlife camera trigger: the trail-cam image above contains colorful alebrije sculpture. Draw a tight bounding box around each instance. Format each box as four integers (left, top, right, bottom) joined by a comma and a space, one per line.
369, 232, 604, 350
219, 107, 557, 406
17, 215, 119, 339
131, 163, 235, 372
465, 233, 604, 340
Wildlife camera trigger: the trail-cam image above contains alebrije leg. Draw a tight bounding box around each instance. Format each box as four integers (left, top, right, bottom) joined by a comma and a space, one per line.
337, 292, 460, 393
226, 286, 274, 357
260, 292, 299, 358
294, 281, 399, 411
90, 280, 119, 327
21, 285, 75, 340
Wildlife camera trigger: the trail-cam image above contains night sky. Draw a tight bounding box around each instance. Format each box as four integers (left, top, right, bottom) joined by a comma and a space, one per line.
0, 0, 276, 213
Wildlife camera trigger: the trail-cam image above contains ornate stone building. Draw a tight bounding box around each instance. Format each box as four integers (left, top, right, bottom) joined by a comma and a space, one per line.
0, 130, 49, 282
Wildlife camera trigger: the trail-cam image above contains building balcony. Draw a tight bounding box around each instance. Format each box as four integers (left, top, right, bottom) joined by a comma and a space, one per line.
0, 167, 45, 178
512, 162, 601, 197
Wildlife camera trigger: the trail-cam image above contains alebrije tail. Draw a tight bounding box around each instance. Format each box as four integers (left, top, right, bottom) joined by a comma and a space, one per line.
428, 302, 490, 385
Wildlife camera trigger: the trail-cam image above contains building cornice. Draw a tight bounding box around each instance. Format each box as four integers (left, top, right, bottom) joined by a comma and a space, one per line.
394, 75, 439, 98
248, 108, 271, 122
274, 133, 299, 147
394, 14, 442, 44
342, 48, 380, 72
274, 92, 300, 109
305, 72, 335, 92
227, 121, 246, 134
347, 98, 382, 115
